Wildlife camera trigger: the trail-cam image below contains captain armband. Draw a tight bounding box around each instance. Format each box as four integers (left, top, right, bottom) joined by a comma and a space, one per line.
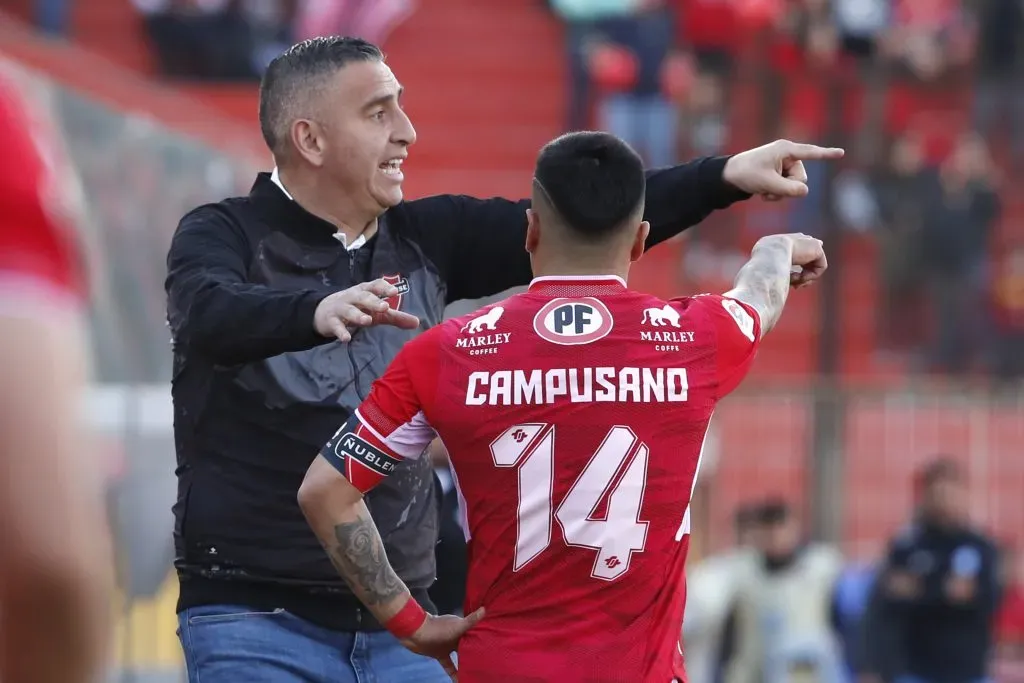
320, 414, 403, 493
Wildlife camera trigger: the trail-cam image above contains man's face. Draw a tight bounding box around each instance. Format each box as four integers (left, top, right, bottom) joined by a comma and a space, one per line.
317, 60, 416, 216
762, 516, 800, 559
925, 476, 968, 526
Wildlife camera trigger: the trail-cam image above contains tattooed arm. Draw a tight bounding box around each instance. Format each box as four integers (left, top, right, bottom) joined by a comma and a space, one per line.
298, 455, 411, 622
725, 233, 826, 334
300, 451, 482, 678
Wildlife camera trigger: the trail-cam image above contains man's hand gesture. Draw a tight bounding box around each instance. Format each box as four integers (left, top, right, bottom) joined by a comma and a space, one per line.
401, 609, 485, 681
724, 140, 845, 200
313, 279, 420, 342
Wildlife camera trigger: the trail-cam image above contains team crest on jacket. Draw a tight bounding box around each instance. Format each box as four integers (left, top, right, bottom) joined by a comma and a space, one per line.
381, 274, 409, 311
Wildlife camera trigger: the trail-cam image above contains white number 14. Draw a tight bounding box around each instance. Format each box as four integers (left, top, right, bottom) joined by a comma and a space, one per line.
490, 423, 650, 581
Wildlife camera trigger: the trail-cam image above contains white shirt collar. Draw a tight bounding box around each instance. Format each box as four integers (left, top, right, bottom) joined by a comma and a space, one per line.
269, 167, 367, 252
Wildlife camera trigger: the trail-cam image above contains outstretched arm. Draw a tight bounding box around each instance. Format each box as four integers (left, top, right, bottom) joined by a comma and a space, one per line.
725, 233, 826, 335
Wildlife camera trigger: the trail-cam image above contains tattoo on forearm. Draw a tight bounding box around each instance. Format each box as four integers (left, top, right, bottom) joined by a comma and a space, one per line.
326, 513, 406, 606
731, 239, 792, 333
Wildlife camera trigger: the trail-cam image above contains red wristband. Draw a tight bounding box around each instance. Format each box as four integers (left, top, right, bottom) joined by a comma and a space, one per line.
385, 598, 427, 640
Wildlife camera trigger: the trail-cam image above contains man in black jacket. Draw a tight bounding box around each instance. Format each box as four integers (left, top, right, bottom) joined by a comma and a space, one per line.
166, 36, 843, 682
858, 458, 1001, 683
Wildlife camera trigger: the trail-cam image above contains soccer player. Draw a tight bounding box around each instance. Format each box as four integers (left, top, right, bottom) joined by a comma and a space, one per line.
0, 75, 115, 683
298, 131, 828, 682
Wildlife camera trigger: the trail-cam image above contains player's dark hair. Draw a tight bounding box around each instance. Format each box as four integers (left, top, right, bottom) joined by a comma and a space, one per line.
259, 36, 384, 157
533, 131, 646, 241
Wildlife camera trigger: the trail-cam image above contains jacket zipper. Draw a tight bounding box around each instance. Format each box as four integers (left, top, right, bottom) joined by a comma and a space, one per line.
346, 248, 365, 399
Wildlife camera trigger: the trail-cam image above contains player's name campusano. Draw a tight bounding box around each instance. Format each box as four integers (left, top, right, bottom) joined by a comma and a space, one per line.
466, 366, 689, 406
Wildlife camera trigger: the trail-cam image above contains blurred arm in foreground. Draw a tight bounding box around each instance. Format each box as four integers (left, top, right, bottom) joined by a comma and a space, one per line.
0, 76, 115, 683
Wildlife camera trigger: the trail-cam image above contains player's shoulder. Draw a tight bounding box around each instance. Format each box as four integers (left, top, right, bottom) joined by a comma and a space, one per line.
639, 292, 750, 324
673, 292, 759, 342
445, 297, 514, 335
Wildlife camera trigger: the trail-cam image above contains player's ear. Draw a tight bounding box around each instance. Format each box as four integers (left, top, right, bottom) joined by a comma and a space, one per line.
525, 208, 540, 254
629, 221, 650, 263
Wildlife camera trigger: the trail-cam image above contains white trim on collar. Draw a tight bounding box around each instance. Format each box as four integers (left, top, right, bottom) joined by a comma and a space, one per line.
269, 167, 366, 252
269, 166, 294, 200
529, 274, 627, 287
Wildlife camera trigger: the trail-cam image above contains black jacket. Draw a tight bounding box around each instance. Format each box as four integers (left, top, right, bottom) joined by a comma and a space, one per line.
166, 161, 744, 630
859, 522, 1001, 683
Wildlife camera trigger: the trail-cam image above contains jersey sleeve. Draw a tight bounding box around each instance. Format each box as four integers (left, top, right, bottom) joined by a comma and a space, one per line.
685, 293, 762, 397
318, 330, 440, 493
0, 78, 81, 308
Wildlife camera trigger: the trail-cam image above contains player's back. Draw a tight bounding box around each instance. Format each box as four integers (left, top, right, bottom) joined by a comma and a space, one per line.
422, 276, 760, 683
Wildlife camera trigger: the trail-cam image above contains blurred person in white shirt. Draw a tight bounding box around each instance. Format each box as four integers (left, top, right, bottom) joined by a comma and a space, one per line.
684, 504, 763, 683
725, 500, 846, 683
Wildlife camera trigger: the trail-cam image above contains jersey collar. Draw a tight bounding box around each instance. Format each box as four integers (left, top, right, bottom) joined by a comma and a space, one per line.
528, 275, 627, 295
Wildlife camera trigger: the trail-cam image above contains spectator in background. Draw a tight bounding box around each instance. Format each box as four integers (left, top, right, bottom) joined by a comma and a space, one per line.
684, 504, 763, 683
137, 0, 296, 80
882, 0, 974, 83
295, 0, 415, 46
874, 132, 929, 356
670, 0, 740, 159
972, 0, 1024, 166
725, 500, 846, 683
921, 133, 999, 374
550, 0, 678, 167
832, 0, 889, 59
990, 243, 1024, 382
137, 0, 251, 80
860, 458, 1001, 683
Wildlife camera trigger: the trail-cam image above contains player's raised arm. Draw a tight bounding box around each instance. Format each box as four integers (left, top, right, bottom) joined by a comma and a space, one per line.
724, 233, 827, 334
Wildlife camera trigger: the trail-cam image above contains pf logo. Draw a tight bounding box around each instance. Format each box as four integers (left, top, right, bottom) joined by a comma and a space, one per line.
381, 274, 410, 312
533, 297, 614, 346
511, 429, 528, 443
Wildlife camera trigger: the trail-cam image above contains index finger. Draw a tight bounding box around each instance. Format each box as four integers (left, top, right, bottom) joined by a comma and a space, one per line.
786, 143, 845, 161
361, 278, 400, 298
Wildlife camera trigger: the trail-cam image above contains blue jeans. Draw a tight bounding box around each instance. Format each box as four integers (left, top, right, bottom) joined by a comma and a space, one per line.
177, 604, 450, 683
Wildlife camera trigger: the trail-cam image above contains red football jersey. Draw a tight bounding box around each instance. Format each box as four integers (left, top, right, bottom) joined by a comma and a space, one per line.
328, 275, 761, 683
0, 74, 81, 308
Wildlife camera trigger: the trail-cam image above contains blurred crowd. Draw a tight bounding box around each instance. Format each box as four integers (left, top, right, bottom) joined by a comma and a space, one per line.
683, 458, 1024, 683
544, 0, 1024, 380
23, 0, 1024, 383
134, 0, 415, 80
32, 0, 416, 80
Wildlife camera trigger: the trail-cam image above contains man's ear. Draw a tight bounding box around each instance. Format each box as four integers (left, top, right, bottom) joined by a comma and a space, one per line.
526, 208, 541, 254
629, 221, 650, 262
291, 119, 326, 167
